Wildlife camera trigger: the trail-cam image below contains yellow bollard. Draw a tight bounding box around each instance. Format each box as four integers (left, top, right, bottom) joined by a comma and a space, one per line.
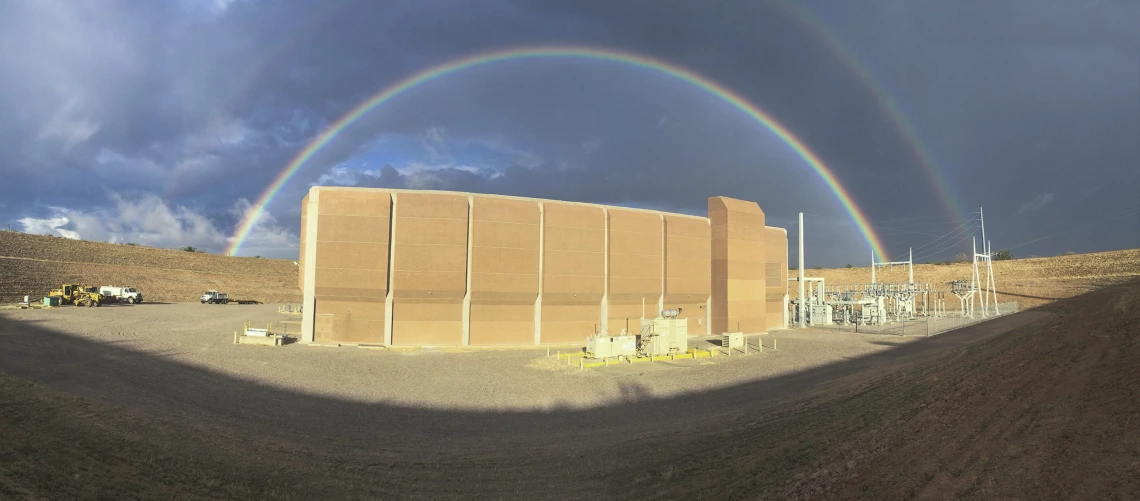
233, 331, 238, 344
774, 339, 777, 350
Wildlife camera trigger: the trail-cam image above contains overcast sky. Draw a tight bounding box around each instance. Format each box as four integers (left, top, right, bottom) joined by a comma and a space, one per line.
1, 0, 1137, 266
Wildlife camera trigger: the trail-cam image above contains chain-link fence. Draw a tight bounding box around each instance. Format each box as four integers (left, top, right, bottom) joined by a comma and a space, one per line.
924, 301, 1019, 336
798, 301, 1020, 336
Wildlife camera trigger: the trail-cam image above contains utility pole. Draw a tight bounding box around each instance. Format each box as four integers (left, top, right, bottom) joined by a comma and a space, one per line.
798, 212, 805, 328
909, 247, 914, 285
871, 249, 876, 284
979, 207, 987, 313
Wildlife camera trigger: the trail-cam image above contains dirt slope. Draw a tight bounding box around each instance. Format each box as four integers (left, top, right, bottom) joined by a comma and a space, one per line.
5, 227, 1134, 309
790, 248, 1140, 311
1, 279, 1137, 499
778, 280, 1140, 499
0, 231, 300, 304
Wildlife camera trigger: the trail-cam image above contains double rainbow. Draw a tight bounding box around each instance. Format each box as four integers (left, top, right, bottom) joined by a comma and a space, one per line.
778, 2, 968, 225
226, 46, 889, 261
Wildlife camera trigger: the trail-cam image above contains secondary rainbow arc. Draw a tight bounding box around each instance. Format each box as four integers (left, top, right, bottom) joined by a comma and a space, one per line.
226, 46, 889, 261
778, 2, 969, 228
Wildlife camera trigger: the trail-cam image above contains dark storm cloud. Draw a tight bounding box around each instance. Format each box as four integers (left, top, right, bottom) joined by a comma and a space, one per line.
1, 0, 1137, 263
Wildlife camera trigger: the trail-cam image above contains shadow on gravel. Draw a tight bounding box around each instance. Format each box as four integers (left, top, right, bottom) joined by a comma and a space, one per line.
0, 291, 1070, 498
995, 290, 1071, 301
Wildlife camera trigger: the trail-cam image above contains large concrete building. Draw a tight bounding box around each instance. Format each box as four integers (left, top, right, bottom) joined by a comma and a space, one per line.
298, 188, 788, 346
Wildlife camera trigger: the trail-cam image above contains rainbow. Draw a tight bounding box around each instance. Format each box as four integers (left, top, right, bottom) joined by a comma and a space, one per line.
226, 46, 890, 260
777, 2, 969, 226
161, 3, 354, 199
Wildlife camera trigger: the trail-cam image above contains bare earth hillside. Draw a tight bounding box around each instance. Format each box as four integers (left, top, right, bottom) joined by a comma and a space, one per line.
0, 231, 301, 304
789, 248, 1140, 311
3, 228, 1136, 309
0, 276, 1136, 498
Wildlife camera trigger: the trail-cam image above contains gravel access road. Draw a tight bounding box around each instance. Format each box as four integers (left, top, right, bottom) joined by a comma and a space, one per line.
0, 301, 1050, 498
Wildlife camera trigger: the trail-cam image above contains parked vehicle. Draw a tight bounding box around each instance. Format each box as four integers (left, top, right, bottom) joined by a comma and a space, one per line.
100, 286, 143, 304
201, 290, 229, 304
47, 284, 104, 307
200, 290, 260, 305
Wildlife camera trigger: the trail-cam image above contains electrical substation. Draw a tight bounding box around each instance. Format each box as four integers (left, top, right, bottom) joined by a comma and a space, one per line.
287, 187, 1017, 367
791, 208, 1013, 334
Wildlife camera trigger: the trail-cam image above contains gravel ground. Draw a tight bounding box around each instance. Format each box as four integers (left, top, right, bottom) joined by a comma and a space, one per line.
5, 301, 1034, 455
0, 299, 1057, 499
0, 301, 1047, 454
0, 302, 928, 412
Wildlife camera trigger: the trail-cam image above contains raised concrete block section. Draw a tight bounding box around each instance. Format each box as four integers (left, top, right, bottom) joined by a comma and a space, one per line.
541, 203, 605, 343
709, 196, 767, 334
664, 215, 712, 335
298, 193, 309, 293
391, 192, 468, 346
300, 192, 318, 343
764, 226, 789, 331
312, 188, 391, 344
606, 209, 663, 335
469, 197, 540, 345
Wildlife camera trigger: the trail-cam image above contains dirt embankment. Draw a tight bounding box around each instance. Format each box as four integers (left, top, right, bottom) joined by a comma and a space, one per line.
1, 280, 1137, 499
790, 248, 1140, 311
0, 231, 300, 304
775, 279, 1140, 500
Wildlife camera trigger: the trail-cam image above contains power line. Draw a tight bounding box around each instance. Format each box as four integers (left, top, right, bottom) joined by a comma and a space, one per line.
914, 227, 980, 262
891, 216, 980, 262
870, 217, 981, 230
875, 220, 984, 236
862, 211, 980, 226
910, 217, 980, 252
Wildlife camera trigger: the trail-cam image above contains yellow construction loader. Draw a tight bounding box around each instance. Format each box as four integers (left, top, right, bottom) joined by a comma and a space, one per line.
47, 284, 105, 307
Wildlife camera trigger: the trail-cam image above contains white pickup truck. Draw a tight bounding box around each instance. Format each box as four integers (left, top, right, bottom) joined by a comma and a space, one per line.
100, 286, 143, 304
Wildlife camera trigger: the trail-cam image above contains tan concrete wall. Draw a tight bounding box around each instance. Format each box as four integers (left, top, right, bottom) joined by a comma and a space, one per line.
709, 196, 767, 333
298, 193, 308, 293
390, 192, 469, 346
312, 189, 390, 344
301, 188, 786, 347
469, 197, 540, 345
664, 215, 711, 335
541, 203, 605, 343
606, 209, 663, 334
764, 226, 789, 331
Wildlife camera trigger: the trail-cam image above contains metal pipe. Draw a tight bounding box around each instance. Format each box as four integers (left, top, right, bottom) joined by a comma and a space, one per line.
979, 206, 988, 315
798, 212, 805, 328
989, 239, 999, 311
979, 206, 986, 257
909, 247, 914, 285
